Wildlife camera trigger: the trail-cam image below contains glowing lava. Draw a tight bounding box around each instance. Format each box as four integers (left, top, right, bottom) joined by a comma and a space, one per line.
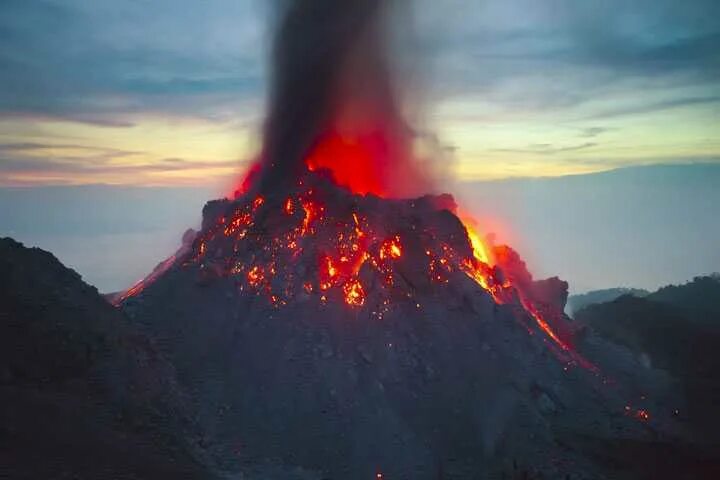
464, 222, 492, 266
343, 278, 366, 307
379, 236, 402, 260
112, 254, 176, 306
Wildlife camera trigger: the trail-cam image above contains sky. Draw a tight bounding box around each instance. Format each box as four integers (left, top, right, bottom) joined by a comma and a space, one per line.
0, 0, 718, 293
0, 0, 718, 187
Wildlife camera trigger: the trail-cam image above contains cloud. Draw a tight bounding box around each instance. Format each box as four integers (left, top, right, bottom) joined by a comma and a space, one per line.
2, 0, 718, 126
0, 0, 268, 125
491, 142, 598, 155
414, 0, 720, 118
0, 142, 139, 158
0, 155, 242, 175
588, 95, 720, 119
0, 139, 244, 183
579, 127, 609, 138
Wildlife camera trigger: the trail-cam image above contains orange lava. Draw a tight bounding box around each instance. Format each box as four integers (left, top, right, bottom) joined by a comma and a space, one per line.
379, 236, 402, 260
112, 254, 176, 306
343, 278, 366, 307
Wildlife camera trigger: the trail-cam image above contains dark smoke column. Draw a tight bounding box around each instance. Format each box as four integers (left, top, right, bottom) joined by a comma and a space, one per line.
256, 0, 415, 195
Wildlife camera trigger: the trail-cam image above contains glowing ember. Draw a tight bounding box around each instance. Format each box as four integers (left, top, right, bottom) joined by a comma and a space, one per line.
301, 199, 321, 235
247, 265, 264, 288
319, 255, 339, 291
379, 236, 402, 260
343, 278, 366, 307
625, 405, 651, 422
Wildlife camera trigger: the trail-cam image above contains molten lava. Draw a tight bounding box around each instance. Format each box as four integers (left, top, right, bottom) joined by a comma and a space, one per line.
112, 254, 176, 306
343, 278, 366, 307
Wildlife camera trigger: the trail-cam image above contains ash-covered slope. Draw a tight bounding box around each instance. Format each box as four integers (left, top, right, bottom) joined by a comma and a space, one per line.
0, 238, 210, 479
121, 174, 688, 479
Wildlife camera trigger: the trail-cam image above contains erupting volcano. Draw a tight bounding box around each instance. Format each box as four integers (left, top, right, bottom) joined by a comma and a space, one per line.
182, 167, 584, 368
114, 1, 686, 478
120, 0, 579, 366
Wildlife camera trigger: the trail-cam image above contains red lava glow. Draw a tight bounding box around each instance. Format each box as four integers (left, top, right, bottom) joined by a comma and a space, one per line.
306, 127, 389, 196
343, 278, 366, 307
303, 114, 428, 199
112, 254, 176, 306
379, 236, 402, 260
625, 405, 651, 422
231, 161, 262, 199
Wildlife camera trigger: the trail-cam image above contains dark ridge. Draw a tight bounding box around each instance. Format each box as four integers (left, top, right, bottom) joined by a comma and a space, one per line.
575, 277, 720, 450
567, 288, 649, 316
0, 237, 211, 479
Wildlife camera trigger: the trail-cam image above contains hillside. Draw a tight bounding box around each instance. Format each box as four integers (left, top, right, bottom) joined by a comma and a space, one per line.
567, 288, 649, 316
575, 275, 720, 448
0, 237, 210, 479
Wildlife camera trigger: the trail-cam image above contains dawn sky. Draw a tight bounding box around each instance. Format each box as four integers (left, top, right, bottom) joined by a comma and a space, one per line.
1, 0, 718, 187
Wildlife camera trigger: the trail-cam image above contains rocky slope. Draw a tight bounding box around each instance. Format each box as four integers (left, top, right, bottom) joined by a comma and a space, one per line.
0, 237, 211, 479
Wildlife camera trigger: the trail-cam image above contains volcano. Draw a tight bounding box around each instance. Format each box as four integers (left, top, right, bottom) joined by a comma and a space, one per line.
111, 1, 692, 478
115, 168, 688, 479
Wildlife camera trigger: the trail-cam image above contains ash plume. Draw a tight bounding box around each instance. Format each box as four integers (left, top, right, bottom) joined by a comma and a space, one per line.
255, 0, 431, 197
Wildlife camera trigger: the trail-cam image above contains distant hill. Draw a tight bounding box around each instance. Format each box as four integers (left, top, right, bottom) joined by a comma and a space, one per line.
575, 274, 720, 447
0, 237, 210, 479
647, 273, 720, 324
567, 287, 649, 316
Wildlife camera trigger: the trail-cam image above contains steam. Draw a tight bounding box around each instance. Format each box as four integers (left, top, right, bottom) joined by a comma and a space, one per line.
254, 0, 439, 198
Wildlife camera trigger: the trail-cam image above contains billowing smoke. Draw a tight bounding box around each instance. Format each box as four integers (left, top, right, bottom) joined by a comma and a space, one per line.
253, 0, 434, 198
